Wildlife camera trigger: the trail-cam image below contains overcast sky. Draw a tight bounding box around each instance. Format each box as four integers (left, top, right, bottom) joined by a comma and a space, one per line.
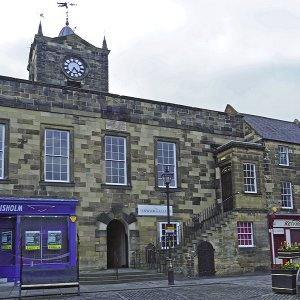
0, 0, 299, 121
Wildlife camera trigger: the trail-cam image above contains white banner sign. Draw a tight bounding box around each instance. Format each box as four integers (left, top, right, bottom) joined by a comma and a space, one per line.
138, 205, 173, 216
273, 228, 284, 234
273, 219, 300, 228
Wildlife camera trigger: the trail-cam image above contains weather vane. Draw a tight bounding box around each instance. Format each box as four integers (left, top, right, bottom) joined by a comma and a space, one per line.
57, 2, 77, 26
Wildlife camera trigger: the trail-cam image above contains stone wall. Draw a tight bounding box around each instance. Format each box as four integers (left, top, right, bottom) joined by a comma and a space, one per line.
28, 34, 109, 92
0, 77, 245, 267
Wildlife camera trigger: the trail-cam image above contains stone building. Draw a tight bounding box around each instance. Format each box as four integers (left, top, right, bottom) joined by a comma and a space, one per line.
0, 19, 299, 282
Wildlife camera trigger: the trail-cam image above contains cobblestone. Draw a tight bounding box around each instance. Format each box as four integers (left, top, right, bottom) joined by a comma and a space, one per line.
3, 273, 300, 300
26, 284, 299, 300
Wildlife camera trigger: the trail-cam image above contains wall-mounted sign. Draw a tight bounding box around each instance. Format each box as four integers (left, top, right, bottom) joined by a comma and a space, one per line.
273, 228, 284, 234
273, 219, 300, 228
165, 225, 175, 233
25, 231, 40, 250
1, 231, 12, 250
70, 215, 77, 222
138, 205, 173, 216
47, 231, 62, 250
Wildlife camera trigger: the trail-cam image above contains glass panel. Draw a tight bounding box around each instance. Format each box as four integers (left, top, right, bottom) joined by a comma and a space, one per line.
44, 129, 69, 182
105, 136, 126, 185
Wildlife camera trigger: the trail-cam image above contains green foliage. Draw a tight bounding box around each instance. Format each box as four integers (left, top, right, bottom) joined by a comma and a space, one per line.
280, 261, 300, 270
278, 241, 299, 251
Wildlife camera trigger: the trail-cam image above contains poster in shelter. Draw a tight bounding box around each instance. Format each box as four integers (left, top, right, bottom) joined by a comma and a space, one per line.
1, 231, 12, 250
47, 231, 62, 249
25, 231, 40, 250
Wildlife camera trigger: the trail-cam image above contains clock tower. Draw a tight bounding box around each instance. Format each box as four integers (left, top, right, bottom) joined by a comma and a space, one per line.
27, 21, 110, 92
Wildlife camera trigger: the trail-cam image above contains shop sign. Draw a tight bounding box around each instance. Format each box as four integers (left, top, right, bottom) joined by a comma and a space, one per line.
165, 225, 175, 233
1, 231, 12, 250
273, 228, 284, 234
138, 205, 173, 216
47, 231, 62, 250
25, 231, 40, 250
273, 219, 300, 228
0, 198, 78, 215
0, 204, 23, 212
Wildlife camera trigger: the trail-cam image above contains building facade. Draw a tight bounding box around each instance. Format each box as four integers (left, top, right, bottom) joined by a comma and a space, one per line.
0, 20, 299, 282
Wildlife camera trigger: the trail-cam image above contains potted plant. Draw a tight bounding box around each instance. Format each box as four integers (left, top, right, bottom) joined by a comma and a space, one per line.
272, 261, 300, 294
277, 242, 300, 259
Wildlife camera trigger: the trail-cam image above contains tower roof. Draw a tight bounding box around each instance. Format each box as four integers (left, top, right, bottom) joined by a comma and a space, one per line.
58, 24, 74, 37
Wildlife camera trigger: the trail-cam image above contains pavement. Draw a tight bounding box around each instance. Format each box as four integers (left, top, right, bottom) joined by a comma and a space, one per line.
1, 272, 299, 300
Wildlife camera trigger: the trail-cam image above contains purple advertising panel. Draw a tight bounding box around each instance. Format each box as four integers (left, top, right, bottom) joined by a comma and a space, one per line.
0, 198, 78, 283
0, 198, 77, 215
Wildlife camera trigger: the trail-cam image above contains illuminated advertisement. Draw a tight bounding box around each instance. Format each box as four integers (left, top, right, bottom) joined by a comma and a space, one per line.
25, 231, 40, 250
1, 231, 12, 250
47, 231, 62, 250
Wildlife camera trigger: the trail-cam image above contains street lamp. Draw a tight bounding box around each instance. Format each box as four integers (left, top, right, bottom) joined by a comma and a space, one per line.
161, 166, 175, 285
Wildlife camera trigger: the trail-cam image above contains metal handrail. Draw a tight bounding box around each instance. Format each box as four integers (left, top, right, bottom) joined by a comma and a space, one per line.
177, 195, 234, 248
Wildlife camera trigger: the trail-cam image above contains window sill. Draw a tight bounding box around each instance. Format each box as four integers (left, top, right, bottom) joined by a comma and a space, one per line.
156, 187, 182, 192
238, 246, 255, 249
101, 184, 132, 190
0, 179, 10, 184
39, 181, 75, 187
242, 192, 262, 196
281, 207, 296, 212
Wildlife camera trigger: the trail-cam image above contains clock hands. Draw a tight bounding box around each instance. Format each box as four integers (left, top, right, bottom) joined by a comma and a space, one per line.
63, 57, 85, 79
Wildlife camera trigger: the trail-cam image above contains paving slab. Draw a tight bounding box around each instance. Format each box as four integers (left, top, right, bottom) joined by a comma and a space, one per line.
1, 273, 299, 300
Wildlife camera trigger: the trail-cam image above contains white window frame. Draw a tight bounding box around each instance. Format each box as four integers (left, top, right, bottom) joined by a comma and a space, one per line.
105, 136, 127, 185
44, 129, 70, 182
237, 221, 254, 248
159, 222, 180, 250
0, 124, 4, 179
243, 163, 257, 193
279, 146, 289, 166
281, 182, 293, 209
157, 141, 177, 188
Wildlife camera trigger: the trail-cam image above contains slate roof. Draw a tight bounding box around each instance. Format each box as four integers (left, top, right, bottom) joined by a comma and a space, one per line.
244, 114, 300, 144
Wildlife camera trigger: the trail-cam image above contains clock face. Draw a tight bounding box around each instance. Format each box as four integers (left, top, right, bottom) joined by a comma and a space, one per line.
63, 57, 86, 79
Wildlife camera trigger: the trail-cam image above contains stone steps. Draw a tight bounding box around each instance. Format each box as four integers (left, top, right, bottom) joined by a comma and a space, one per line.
79, 268, 166, 285
0, 278, 7, 284
0, 277, 14, 286
173, 211, 237, 258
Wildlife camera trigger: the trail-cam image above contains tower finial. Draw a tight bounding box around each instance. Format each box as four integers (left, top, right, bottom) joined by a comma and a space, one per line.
102, 36, 108, 50
37, 13, 44, 35
57, 2, 77, 26
38, 21, 43, 35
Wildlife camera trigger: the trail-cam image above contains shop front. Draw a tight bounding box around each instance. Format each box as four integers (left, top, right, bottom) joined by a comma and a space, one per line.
0, 197, 77, 283
268, 214, 300, 266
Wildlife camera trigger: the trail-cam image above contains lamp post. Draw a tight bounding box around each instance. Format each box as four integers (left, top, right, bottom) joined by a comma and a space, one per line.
161, 166, 175, 285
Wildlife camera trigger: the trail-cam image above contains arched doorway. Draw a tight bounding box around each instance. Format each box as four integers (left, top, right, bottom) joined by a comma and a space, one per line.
107, 219, 128, 268
197, 241, 215, 276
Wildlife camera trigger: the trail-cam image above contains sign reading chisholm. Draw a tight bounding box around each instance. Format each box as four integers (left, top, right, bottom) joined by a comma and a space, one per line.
138, 205, 173, 216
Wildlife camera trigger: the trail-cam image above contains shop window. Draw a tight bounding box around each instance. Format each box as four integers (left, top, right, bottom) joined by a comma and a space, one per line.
156, 141, 177, 188
281, 182, 293, 209
20, 216, 69, 264
105, 135, 127, 185
44, 129, 70, 182
237, 221, 254, 247
243, 163, 257, 193
279, 146, 289, 166
159, 222, 180, 249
